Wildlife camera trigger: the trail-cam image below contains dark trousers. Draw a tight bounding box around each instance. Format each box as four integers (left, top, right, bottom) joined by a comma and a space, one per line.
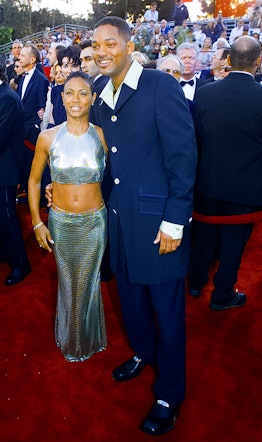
20, 146, 34, 192
188, 194, 255, 303
115, 225, 186, 406
0, 186, 30, 269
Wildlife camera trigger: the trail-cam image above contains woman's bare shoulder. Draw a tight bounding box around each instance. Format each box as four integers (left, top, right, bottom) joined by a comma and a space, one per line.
40, 125, 61, 143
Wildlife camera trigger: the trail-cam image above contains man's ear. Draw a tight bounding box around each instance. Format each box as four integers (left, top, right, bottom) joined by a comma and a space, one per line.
127, 40, 135, 54
227, 54, 231, 66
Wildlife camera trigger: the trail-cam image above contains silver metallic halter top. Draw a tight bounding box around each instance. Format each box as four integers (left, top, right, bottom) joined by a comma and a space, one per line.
49, 122, 105, 185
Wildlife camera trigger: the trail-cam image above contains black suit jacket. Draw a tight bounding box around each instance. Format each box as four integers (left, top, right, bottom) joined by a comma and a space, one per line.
0, 82, 25, 187
17, 68, 49, 145
89, 75, 109, 125
194, 72, 262, 207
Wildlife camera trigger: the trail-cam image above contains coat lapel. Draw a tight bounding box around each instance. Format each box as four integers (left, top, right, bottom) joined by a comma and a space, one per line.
114, 83, 136, 113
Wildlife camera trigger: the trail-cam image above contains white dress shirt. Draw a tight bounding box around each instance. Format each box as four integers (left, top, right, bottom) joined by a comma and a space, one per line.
180, 76, 196, 101
21, 67, 36, 100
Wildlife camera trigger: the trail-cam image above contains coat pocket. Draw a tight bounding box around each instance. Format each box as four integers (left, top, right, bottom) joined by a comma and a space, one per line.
139, 186, 168, 216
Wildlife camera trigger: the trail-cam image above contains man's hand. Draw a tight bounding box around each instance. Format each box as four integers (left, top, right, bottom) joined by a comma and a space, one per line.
37, 108, 45, 121
154, 230, 181, 255
45, 183, 53, 207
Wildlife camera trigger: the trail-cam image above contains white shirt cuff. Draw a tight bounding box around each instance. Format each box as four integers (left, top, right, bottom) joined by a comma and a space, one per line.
159, 221, 184, 240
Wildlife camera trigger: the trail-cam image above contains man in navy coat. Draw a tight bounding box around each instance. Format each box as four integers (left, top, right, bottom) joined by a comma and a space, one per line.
92, 17, 197, 435
188, 36, 262, 310
17, 44, 49, 194
0, 56, 31, 285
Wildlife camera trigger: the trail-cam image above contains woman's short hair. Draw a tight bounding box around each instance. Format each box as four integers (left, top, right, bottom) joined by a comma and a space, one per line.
64, 71, 94, 93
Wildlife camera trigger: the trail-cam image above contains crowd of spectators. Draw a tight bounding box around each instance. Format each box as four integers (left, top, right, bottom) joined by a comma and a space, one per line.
4, 2, 262, 73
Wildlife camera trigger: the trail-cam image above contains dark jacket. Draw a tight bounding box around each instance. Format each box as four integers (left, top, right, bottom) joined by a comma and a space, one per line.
0, 82, 25, 186
194, 72, 262, 207
17, 68, 49, 145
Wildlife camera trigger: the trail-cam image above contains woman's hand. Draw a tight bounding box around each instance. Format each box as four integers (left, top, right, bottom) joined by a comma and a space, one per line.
34, 224, 54, 253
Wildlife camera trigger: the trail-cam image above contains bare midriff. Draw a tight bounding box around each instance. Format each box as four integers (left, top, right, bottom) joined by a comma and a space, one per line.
52, 182, 103, 213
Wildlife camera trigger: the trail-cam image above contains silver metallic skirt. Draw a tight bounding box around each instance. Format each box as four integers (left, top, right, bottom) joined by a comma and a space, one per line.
48, 204, 107, 362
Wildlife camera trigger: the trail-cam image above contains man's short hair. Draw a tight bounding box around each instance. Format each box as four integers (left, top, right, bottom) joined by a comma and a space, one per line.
24, 44, 40, 64
177, 42, 199, 58
94, 16, 131, 42
12, 39, 23, 48
64, 71, 94, 93
157, 54, 184, 74
79, 40, 92, 50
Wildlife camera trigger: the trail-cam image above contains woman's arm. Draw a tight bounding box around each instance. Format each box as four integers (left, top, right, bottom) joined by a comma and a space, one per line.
94, 125, 108, 155
28, 130, 54, 252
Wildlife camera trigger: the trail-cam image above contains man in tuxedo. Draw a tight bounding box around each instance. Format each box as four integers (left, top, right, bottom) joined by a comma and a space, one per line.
17, 44, 49, 194
177, 42, 207, 101
0, 56, 31, 285
92, 16, 197, 435
188, 36, 262, 311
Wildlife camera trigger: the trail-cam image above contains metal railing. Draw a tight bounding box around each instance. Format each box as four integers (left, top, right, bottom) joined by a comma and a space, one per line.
0, 23, 90, 55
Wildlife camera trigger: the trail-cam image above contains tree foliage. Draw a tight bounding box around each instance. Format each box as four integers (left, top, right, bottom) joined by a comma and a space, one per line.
0, 26, 13, 46
0, 0, 91, 40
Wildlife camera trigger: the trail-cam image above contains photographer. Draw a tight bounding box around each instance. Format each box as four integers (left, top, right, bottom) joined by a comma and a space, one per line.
214, 11, 227, 41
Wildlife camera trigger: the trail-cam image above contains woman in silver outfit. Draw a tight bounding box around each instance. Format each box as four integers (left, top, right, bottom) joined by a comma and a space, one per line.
28, 72, 108, 362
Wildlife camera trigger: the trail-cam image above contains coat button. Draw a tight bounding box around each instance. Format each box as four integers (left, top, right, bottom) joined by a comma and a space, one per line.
111, 115, 117, 122
111, 146, 117, 153
114, 178, 120, 185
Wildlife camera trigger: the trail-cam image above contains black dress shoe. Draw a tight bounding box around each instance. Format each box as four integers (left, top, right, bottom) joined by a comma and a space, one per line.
140, 400, 180, 436
4, 265, 31, 286
112, 356, 147, 382
188, 287, 202, 297
210, 292, 246, 311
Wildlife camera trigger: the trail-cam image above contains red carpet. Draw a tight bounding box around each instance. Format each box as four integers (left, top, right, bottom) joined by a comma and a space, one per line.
1, 204, 262, 442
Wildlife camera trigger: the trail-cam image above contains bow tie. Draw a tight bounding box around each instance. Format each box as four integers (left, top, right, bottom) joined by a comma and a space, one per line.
180, 79, 194, 87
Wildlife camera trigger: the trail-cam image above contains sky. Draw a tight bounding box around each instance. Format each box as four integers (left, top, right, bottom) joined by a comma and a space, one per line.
31, 0, 93, 17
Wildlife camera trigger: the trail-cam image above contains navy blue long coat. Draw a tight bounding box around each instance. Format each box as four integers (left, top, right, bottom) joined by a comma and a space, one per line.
97, 68, 197, 284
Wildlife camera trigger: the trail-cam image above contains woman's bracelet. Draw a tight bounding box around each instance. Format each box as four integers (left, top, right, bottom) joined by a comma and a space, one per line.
33, 221, 44, 231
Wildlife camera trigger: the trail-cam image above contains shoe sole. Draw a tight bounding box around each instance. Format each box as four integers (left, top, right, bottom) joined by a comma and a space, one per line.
140, 420, 176, 436
210, 300, 246, 311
